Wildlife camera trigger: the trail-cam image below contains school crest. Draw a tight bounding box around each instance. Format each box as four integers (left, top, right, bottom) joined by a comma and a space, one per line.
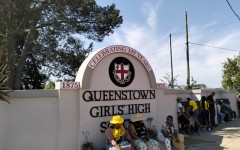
109, 57, 135, 87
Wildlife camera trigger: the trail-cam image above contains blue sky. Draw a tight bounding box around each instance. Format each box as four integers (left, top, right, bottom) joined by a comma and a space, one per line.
89, 0, 240, 88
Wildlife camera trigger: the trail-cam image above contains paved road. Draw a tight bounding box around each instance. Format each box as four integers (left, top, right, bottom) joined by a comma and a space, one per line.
184, 118, 240, 150
159, 118, 240, 150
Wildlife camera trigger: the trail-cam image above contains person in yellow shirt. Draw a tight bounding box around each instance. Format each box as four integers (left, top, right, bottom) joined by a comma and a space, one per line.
200, 96, 212, 131
187, 98, 200, 129
105, 115, 133, 150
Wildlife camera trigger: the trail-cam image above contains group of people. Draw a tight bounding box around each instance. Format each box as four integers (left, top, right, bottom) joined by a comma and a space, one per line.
216, 99, 237, 123
105, 114, 159, 150
177, 92, 238, 135
177, 92, 217, 134
104, 92, 238, 150
105, 114, 180, 150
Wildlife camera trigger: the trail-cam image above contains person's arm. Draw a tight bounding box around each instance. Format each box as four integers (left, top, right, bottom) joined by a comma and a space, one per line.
219, 106, 224, 113
228, 103, 233, 111
128, 124, 139, 140
114, 144, 121, 150
105, 128, 121, 150
124, 130, 133, 141
178, 103, 187, 116
161, 125, 173, 139
179, 106, 184, 114
124, 130, 134, 150
216, 104, 220, 112
189, 101, 194, 112
221, 105, 229, 114
170, 124, 180, 142
208, 101, 215, 105
173, 129, 179, 142
162, 128, 171, 138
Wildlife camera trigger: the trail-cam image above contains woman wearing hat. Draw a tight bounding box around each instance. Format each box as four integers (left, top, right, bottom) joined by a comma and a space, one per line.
128, 113, 160, 150
105, 115, 133, 150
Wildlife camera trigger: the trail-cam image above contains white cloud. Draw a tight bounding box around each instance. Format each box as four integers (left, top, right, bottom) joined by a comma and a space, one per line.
92, 7, 240, 88
142, 3, 157, 30
141, 1, 163, 30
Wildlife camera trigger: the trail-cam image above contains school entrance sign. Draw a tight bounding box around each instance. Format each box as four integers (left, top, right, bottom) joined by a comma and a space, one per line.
73, 45, 159, 149
1, 45, 236, 150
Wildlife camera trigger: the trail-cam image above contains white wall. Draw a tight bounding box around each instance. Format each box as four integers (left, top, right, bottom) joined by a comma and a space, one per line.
0, 90, 58, 150
58, 89, 80, 150
0, 101, 9, 148
1, 44, 238, 150
0, 88, 237, 150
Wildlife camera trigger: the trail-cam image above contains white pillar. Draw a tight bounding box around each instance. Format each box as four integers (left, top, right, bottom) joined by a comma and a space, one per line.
56, 82, 80, 150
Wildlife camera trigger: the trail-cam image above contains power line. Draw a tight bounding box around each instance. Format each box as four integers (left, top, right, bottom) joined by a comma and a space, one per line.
225, 0, 240, 21
188, 42, 239, 51
171, 21, 239, 36
145, 43, 185, 56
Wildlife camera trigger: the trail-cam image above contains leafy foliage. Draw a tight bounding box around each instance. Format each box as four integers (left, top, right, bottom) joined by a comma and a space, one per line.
0, 0, 123, 89
0, 65, 11, 104
21, 54, 48, 89
44, 81, 55, 90
45, 41, 93, 80
222, 54, 240, 93
160, 72, 206, 90
185, 77, 206, 90
160, 72, 180, 89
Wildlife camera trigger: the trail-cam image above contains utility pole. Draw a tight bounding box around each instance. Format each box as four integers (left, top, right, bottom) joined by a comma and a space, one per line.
185, 11, 190, 88
169, 33, 174, 89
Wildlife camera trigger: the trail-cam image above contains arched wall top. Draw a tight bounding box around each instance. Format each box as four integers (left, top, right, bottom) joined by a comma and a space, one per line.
75, 45, 156, 88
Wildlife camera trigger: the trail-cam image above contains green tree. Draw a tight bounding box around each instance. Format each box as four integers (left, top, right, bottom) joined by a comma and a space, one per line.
0, 65, 11, 104
160, 72, 180, 89
45, 41, 93, 81
6, 31, 48, 89
21, 54, 48, 89
0, 0, 123, 90
222, 54, 240, 93
44, 81, 55, 90
186, 77, 206, 90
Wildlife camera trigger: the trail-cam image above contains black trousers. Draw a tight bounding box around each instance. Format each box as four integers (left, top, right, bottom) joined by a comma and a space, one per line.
209, 108, 216, 125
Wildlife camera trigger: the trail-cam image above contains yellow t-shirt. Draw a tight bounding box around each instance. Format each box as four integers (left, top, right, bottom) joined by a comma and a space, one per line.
189, 100, 198, 112
112, 125, 125, 142
200, 101, 209, 110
